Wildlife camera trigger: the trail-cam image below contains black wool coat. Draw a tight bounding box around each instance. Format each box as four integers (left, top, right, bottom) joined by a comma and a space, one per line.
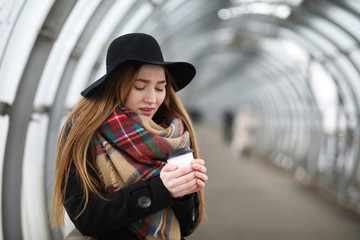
64, 158, 200, 240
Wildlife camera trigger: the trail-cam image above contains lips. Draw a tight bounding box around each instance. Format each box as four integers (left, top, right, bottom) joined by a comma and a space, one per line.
139, 107, 154, 116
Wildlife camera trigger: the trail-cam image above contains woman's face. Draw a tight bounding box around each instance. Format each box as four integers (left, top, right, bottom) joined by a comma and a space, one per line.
125, 64, 166, 119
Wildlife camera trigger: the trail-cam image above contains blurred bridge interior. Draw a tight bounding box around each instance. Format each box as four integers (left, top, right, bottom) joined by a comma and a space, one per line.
2, 0, 360, 239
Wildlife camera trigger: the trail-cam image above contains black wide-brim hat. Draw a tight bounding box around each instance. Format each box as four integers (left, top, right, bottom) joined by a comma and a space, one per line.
81, 33, 196, 97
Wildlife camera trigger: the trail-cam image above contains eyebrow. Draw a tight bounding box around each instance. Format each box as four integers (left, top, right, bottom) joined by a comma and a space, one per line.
135, 79, 167, 84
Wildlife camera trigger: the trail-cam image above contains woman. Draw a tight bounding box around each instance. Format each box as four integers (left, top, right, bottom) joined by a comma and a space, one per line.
51, 33, 207, 240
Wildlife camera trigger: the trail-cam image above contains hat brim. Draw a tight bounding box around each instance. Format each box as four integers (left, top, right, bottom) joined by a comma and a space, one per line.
81, 60, 196, 97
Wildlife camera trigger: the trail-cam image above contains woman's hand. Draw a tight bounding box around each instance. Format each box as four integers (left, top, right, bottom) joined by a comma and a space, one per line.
191, 159, 208, 189
160, 159, 208, 198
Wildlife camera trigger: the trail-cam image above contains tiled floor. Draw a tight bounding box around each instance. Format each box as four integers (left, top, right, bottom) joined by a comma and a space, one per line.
188, 123, 360, 240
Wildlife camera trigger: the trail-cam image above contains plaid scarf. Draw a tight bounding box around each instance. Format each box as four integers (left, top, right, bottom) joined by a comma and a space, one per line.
93, 106, 190, 239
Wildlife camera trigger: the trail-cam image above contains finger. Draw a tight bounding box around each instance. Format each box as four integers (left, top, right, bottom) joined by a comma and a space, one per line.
171, 165, 194, 178
165, 171, 196, 190
196, 179, 206, 189
177, 171, 197, 185
172, 179, 199, 197
195, 172, 208, 182
161, 170, 195, 190
192, 164, 207, 174
162, 163, 178, 172
191, 159, 205, 165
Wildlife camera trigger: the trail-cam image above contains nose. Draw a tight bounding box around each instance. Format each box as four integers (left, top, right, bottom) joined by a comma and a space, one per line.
144, 89, 156, 103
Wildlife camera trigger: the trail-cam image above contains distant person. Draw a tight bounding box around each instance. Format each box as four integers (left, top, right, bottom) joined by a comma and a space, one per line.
188, 107, 202, 124
51, 33, 207, 239
231, 107, 255, 156
222, 106, 235, 142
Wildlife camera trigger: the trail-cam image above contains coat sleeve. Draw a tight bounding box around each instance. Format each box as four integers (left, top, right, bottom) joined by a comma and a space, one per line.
63, 164, 174, 236
172, 193, 200, 237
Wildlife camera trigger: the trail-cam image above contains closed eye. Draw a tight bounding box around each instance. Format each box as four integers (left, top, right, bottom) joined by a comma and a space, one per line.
134, 86, 144, 91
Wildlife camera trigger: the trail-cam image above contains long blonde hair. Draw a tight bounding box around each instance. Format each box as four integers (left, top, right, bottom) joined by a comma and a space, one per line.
50, 65, 205, 231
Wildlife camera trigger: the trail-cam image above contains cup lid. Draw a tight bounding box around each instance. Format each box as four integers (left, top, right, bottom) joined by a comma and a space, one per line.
166, 146, 193, 159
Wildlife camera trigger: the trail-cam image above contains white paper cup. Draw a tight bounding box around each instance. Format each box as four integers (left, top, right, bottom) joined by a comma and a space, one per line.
166, 146, 194, 167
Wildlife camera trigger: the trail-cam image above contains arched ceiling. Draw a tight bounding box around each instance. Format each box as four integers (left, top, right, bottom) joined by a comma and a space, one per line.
1, 0, 360, 239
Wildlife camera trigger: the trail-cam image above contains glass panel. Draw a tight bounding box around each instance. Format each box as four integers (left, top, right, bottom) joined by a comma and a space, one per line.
0, 0, 53, 103
309, 62, 338, 134
296, 25, 338, 56
325, 61, 357, 125
309, 17, 355, 50
349, 48, 360, 73
323, 3, 360, 40
118, 2, 153, 35
0, 0, 26, 64
0, 115, 9, 236
335, 56, 360, 96
34, 0, 101, 106
65, 0, 137, 107
278, 27, 325, 60
163, 0, 187, 14
21, 115, 49, 239
343, 0, 360, 15
0, 116, 9, 179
